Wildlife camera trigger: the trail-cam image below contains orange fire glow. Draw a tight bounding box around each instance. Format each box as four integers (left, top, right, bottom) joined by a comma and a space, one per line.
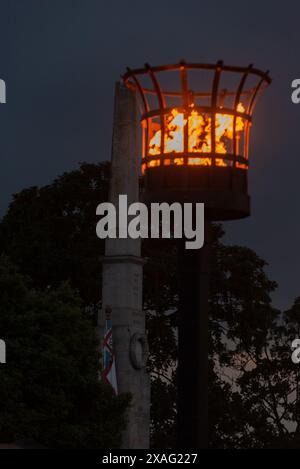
148, 103, 245, 167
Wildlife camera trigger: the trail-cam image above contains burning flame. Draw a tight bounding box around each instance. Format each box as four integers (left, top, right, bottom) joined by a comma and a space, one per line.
148, 103, 245, 167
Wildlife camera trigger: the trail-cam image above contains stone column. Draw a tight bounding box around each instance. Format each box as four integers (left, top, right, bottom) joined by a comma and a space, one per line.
99, 82, 150, 449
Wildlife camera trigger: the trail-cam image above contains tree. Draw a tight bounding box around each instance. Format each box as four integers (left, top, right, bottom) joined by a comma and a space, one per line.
0, 162, 180, 447
208, 229, 280, 448
143, 239, 178, 448
144, 227, 283, 448
0, 162, 110, 312
1, 161, 299, 449
0, 255, 129, 448
232, 297, 300, 448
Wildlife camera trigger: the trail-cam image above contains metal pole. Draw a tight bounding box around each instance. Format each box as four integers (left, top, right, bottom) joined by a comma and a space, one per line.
177, 220, 211, 449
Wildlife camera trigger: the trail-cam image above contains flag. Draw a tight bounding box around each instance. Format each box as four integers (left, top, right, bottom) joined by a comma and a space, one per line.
101, 306, 118, 394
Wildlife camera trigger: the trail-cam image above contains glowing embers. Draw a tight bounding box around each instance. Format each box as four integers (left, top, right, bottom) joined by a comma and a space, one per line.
148, 103, 245, 167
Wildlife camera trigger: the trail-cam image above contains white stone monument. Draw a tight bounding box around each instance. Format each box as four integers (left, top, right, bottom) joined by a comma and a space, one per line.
99, 83, 150, 449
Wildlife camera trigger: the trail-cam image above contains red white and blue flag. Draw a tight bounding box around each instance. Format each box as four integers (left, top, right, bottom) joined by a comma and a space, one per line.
101, 307, 118, 394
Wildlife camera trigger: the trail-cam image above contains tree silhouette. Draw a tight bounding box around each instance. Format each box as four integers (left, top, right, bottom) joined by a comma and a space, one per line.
1, 162, 299, 448
0, 255, 128, 447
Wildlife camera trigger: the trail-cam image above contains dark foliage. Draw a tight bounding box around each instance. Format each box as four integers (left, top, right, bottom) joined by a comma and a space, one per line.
1, 162, 299, 448
0, 255, 129, 448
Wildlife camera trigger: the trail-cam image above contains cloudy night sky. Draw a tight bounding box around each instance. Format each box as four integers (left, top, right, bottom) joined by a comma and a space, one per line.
0, 0, 299, 309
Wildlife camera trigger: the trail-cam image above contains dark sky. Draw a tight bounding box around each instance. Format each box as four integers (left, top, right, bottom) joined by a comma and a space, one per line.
0, 1, 299, 310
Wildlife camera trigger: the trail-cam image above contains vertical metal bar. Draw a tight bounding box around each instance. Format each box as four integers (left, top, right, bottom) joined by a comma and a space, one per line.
128, 70, 150, 166
145, 63, 166, 163
128, 69, 150, 115
244, 120, 250, 166
245, 75, 268, 169
211, 61, 223, 166
233, 65, 252, 167
180, 61, 189, 165
219, 88, 227, 107
248, 73, 268, 116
